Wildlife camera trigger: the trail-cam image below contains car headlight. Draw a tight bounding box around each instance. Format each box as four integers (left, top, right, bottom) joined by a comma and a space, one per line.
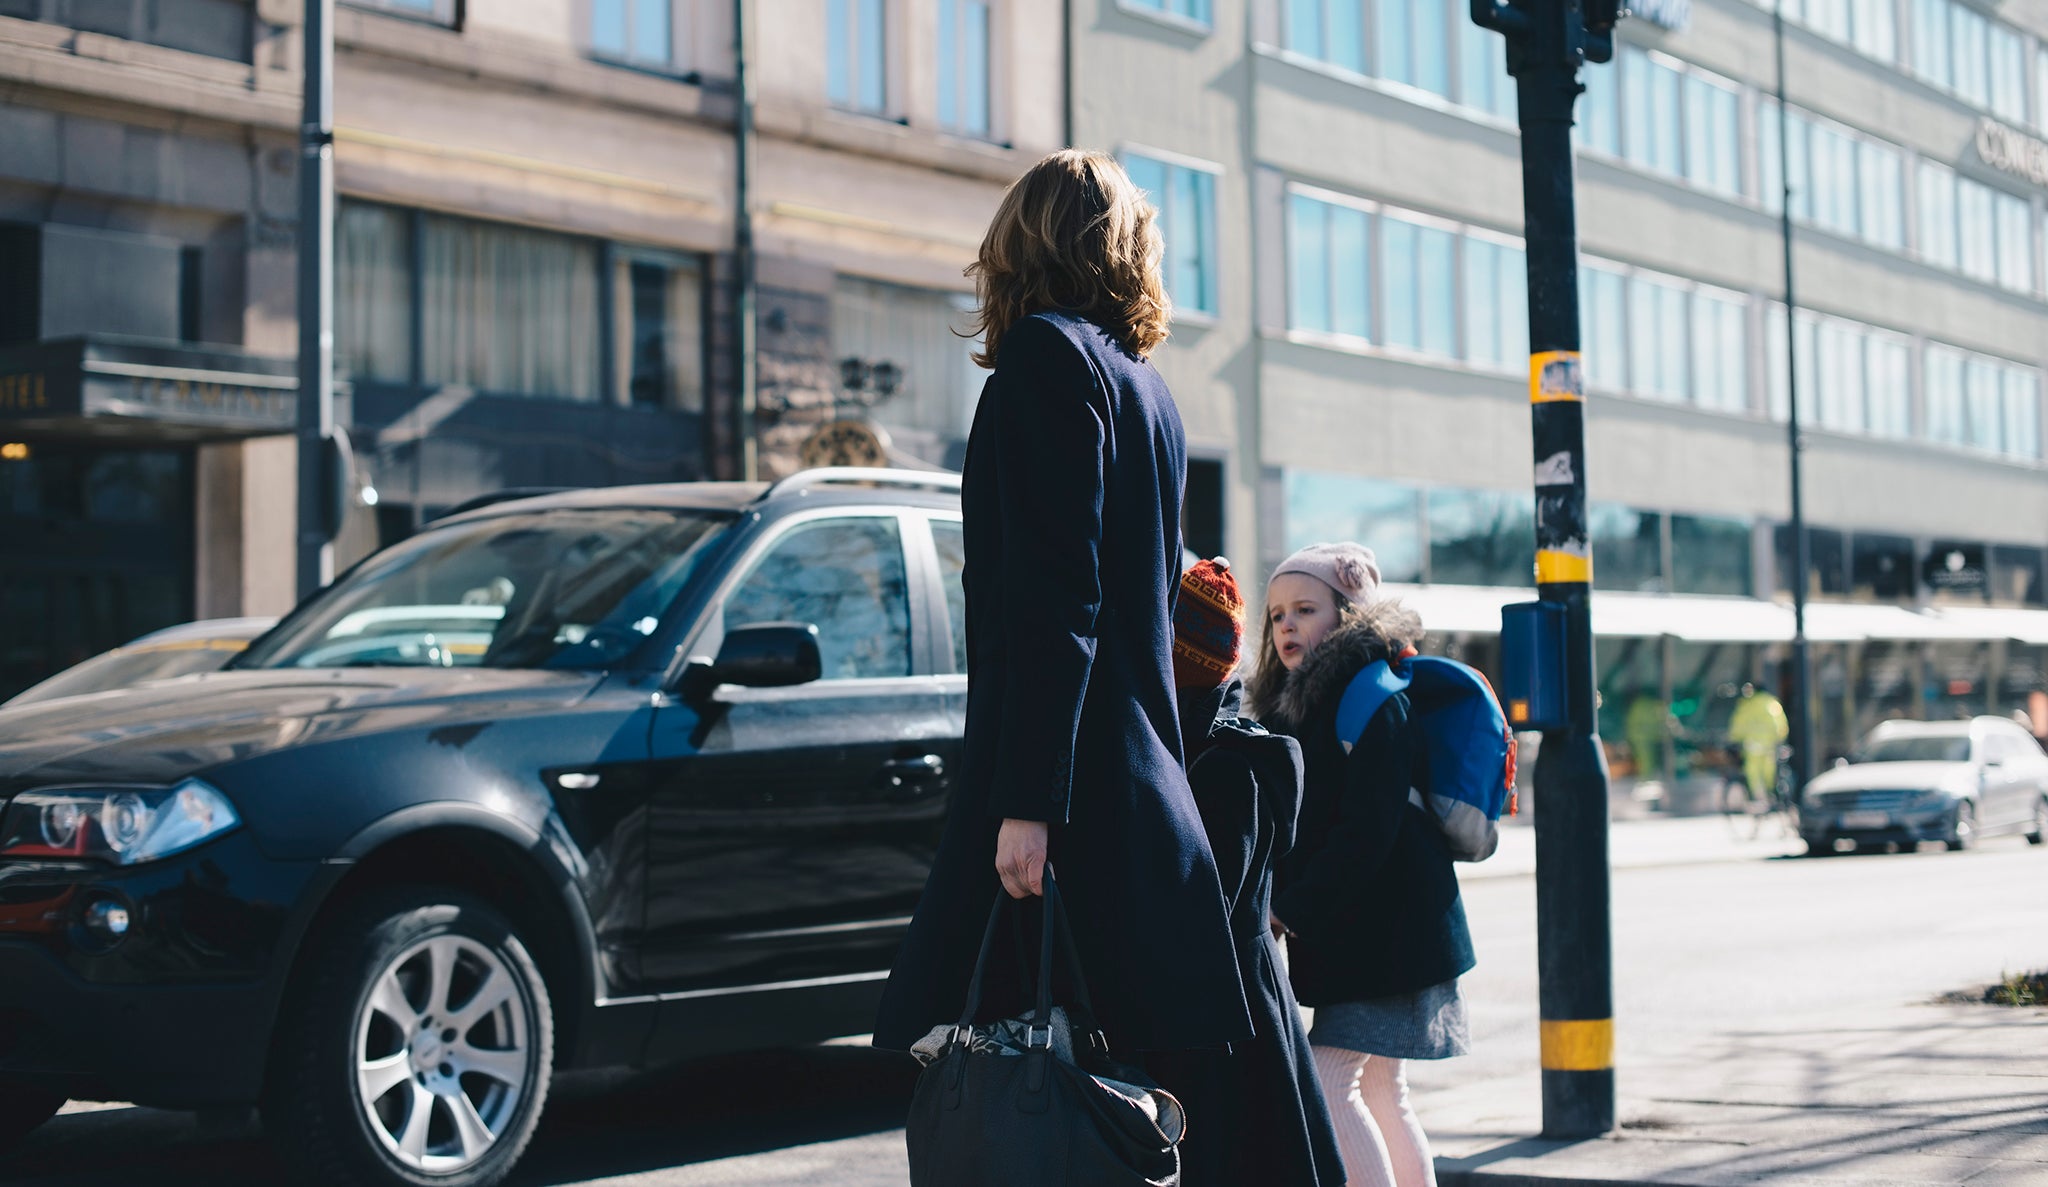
0, 779, 240, 864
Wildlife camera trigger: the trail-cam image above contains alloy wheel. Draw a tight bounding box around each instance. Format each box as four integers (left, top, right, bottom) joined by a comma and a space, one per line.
354, 935, 531, 1174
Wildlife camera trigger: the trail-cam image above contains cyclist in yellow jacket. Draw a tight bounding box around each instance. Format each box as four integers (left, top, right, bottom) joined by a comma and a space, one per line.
1729, 684, 1789, 802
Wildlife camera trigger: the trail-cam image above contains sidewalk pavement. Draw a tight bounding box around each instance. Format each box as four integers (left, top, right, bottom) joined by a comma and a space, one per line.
1426, 1003, 2048, 1186
1463, 815, 1804, 882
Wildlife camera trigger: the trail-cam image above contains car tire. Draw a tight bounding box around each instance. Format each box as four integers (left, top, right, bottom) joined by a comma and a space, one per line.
263, 887, 554, 1187
1802, 837, 1837, 857
2027, 798, 2047, 847
1945, 801, 1977, 852
0, 1086, 64, 1153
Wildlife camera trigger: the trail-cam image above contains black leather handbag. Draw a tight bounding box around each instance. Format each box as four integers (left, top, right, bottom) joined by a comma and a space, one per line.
906, 868, 1185, 1187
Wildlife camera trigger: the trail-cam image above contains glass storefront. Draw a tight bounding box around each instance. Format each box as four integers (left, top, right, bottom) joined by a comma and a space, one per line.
0, 441, 194, 699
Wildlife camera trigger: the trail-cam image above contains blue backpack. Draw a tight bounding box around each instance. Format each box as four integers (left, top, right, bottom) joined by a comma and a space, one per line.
1333, 656, 1519, 862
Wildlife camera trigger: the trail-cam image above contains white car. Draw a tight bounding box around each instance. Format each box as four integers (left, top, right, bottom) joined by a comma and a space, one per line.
1801, 717, 2048, 853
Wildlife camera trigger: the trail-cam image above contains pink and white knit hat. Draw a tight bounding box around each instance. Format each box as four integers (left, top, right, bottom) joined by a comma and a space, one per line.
1271, 542, 1382, 606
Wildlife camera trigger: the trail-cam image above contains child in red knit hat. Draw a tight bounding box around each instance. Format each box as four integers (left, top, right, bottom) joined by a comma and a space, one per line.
1159, 558, 1346, 1187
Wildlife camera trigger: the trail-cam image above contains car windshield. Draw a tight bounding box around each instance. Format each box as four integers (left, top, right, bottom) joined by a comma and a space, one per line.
1852, 735, 1972, 764
238, 507, 730, 671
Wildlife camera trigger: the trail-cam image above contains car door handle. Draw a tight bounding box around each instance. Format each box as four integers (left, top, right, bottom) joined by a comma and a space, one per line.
880, 755, 945, 786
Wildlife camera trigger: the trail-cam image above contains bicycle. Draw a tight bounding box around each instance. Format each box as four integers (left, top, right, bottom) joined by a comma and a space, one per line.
1721, 745, 1799, 841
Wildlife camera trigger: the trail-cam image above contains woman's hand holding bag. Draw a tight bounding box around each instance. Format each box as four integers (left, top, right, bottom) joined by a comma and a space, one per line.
905, 865, 1186, 1186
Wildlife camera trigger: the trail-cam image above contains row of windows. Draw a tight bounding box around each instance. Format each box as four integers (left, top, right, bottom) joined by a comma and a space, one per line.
347, 0, 999, 138
1286, 470, 2048, 608
1282, 472, 1757, 595
1283, 188, 2046, 461
1744, 0, 2047, 134
1286, 191, 1528, 369
1267, 0, 2048, 301
335, 202, 704, 410
1282, 0, 1518, 120
828, 0, 994, 136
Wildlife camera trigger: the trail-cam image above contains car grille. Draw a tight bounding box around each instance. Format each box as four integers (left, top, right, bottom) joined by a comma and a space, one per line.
1813, 789, 1925, 811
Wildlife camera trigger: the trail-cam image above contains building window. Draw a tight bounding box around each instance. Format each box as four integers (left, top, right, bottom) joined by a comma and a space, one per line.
1381, 214, 1457, 358
1918, 161, 2034, 292
1990, 545, 2045, 605
1851, 532, 1916, 600
616, 254, 704, 412
936, 0, 992, 137
1427, 487, 1534, 587
1682, 74, 1741, 197
2038, 47, 2048, 135
1462, 236, 1527, 374
1915, 161, 1960, 267
832, 277, 979, 468
1456, 19, 1515, 119
1285, 0, 1366, 72
1689, 287, 1747, 414
1379, 0, 1453, 97
1580, 265, 1627, 393
592, 0, 676, 68
420, 215, 601, 401
1855, 140, 1906, 250
1923, 343, 2042, 460
1908, 0, 2033, 121
1589, 503, 1664, 593
1761, 101, 1908, 254
1988, 24, 2027, 123
1127, 0, 1212, 25
828, 0, 889, 113
1124, 153, 1219, 317
1620, 47, 1682, 177
344, 0, 457, 25
336, 202, 415, 385
1865, 332, 1912, 439
1670, 514, 1752, 596
1284, 472, 1424, 583
1582, 48, 1747, 201
1624, 271, 1688, 401
2004, 369, 2041, 460
1288, 192, 1371, 339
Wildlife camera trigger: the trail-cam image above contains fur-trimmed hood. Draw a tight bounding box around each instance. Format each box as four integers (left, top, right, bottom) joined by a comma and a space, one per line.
1260, 599, 1424, 732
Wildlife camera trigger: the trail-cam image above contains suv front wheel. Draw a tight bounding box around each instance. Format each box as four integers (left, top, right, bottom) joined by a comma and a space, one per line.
265, 887, 554, 1187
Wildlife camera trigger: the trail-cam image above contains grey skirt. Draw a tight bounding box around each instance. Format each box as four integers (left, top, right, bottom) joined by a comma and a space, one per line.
1306, 978, 1469, 1060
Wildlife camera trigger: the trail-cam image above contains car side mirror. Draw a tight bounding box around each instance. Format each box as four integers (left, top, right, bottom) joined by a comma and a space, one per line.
677, 622, 823, 706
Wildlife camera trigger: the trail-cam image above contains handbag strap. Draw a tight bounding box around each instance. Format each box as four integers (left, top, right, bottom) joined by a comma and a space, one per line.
952, 864, 1102, 1049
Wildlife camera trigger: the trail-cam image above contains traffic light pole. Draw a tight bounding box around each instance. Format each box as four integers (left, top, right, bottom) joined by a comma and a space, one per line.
1475, 0, 1619, 1140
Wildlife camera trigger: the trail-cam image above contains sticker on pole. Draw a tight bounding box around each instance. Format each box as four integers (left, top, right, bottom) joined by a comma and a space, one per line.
1530, 351, 1584, 404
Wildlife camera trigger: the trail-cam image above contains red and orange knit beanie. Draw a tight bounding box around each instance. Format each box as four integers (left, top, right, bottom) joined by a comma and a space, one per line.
1173, 557, 1245, 689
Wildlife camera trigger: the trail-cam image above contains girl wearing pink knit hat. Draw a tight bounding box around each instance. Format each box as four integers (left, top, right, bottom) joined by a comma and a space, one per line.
1249, 543, 1476, 1187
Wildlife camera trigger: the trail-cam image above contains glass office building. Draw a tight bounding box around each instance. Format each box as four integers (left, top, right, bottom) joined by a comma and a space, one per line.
1077, 0, 2048, 795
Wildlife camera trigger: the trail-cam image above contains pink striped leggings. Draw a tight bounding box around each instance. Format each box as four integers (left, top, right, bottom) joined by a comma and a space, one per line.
1310, 1045, 1438, 1187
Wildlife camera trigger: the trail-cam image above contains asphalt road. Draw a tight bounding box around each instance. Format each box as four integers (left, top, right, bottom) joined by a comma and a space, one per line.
7, 824, 2044, 1187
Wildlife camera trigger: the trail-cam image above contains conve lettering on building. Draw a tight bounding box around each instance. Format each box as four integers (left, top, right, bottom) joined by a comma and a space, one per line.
1977, 120, 2048, 190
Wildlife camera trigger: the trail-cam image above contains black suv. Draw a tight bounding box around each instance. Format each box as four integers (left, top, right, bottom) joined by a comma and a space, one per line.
0, 469, 967, 1187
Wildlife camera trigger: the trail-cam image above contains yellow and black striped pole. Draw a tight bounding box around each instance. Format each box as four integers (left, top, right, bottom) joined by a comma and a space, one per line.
1475, 0, 1620, 1139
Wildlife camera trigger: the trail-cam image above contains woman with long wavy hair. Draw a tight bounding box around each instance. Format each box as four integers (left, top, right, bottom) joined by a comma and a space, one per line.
875, 149, 1258, 1129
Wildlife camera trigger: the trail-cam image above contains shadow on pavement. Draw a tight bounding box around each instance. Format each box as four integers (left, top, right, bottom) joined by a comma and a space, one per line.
1, 1045, 918, 1187
511, 1045, 918, 1186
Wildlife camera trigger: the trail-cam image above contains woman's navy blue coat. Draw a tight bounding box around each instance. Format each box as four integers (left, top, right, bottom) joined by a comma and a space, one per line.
874, 311, 1252, 1056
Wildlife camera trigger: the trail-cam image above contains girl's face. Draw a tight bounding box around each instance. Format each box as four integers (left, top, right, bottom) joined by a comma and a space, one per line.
1267, 572, 1342, 671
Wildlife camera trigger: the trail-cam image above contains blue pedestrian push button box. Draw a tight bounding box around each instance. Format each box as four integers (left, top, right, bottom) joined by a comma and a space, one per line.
1499, 601, 1569, 732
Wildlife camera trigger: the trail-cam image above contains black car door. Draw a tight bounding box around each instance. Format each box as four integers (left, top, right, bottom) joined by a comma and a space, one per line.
638, 509, 955, 1007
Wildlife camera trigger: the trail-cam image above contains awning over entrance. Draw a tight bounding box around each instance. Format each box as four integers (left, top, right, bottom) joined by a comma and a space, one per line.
0, 336, 295, 440
1384, 584, 2048, 645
